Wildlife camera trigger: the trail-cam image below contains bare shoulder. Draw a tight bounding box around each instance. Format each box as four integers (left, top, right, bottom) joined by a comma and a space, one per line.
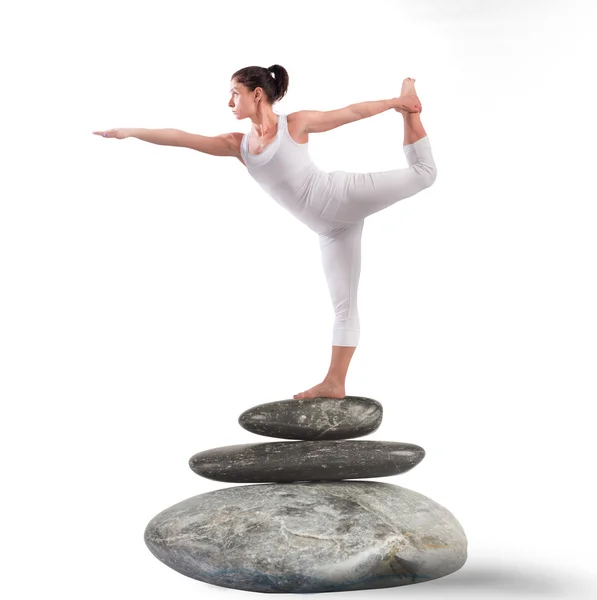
287, 111, 307, 132
286, 112, 309, 144
223, 131, 246, 167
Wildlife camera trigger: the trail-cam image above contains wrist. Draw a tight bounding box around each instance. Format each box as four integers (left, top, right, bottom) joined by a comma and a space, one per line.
391, 97, 403, 111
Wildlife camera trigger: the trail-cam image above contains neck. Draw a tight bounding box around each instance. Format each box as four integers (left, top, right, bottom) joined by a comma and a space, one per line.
252, 110, 278, 137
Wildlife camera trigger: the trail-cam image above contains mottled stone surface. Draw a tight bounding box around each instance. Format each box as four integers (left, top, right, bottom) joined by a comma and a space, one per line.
238, 396, 382, 441
144, 481, 467, 593
189, 440, 424, 483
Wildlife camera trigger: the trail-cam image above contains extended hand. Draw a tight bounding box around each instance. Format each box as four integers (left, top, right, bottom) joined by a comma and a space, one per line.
92, 128, 129, 139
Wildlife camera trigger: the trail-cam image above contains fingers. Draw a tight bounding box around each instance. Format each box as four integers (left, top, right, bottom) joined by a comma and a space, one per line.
410, 97, 422, 112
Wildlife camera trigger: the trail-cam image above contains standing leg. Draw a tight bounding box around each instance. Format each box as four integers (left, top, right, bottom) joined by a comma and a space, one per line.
293, 221, 364, 400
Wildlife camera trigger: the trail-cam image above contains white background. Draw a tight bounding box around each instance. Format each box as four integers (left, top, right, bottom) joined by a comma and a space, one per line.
2, 0, 596, 598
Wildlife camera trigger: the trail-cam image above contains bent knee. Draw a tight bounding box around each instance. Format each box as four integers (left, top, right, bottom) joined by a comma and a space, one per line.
416, 163, 437, 189
426, 166, 437, 187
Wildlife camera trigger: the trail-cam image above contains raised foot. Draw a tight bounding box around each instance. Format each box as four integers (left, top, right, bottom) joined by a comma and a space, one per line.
401, 77, 417, 96
293, 380, 346, 400
396, 78, 422, 114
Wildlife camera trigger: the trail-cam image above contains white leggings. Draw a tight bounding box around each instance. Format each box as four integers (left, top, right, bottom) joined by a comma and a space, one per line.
318, 135, 437, 347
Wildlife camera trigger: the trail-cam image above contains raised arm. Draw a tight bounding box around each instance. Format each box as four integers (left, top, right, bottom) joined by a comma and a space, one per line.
292, 96, 420, 134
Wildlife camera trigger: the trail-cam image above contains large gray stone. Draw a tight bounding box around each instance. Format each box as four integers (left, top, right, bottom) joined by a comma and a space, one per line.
189, 440, 424, 483
238, 396, 382, 441
144, 481, 467, 593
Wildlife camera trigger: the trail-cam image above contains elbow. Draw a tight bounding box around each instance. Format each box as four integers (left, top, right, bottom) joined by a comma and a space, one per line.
171, 129, 186, 147
350, 108, 366, 122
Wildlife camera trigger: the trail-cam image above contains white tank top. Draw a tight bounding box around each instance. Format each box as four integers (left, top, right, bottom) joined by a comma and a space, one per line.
240, 113, 342, 232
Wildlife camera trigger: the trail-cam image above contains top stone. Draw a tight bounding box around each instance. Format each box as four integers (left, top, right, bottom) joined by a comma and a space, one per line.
238, 396, 382, 441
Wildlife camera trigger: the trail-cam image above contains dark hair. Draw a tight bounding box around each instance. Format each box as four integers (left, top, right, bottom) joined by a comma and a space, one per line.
231, 64, 289, 105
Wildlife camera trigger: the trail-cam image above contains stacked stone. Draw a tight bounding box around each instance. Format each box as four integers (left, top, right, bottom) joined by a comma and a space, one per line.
144, 396, 467, 593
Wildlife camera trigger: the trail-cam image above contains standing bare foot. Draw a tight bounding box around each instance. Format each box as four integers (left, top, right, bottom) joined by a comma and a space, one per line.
293, 378, 346, 400
395, 78, 422, 114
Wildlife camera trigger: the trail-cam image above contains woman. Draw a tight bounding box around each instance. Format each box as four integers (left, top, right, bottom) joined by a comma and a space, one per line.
93, 64, 436, 401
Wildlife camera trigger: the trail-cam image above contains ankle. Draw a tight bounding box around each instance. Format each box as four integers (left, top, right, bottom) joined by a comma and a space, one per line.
324, 375, 345, 387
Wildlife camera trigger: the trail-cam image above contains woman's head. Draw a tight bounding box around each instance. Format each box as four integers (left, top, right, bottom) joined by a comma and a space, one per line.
229, 64, 289, 118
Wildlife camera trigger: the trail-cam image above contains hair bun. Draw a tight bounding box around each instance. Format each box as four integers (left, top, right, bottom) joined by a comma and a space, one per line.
231, 64, 289, 104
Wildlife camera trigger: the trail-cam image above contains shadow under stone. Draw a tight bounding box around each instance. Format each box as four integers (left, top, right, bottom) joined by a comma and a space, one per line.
364, 561, 595, 598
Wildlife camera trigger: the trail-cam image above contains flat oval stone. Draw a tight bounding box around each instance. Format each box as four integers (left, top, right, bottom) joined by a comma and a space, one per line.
238, 396, 382, 440
144, 481, 467, 593
189, 440, 424, 483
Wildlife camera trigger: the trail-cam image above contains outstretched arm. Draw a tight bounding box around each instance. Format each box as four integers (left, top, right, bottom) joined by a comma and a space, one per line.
93, 128, 242, 158
294, 97, 419, 134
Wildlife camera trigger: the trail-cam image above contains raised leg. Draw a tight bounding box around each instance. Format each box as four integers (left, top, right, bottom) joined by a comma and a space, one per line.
326, 78, 436, 225
329, 134, 437, 224
293, 221, 364, 400
403, 110, 427, 146
400, 77, 427, 145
